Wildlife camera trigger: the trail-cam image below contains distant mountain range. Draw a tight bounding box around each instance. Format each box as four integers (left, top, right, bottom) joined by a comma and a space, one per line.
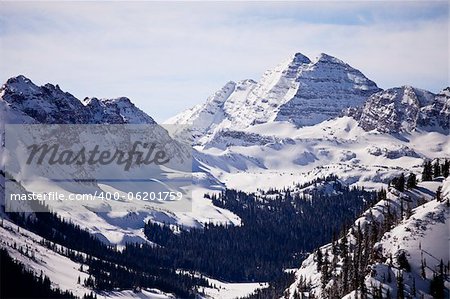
0, 52, 449, 299
166, 52, 448, 145
1, 52, 448, 194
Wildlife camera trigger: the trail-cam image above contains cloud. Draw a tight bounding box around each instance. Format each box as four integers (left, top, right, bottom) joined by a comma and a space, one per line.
0, 1, 448, 121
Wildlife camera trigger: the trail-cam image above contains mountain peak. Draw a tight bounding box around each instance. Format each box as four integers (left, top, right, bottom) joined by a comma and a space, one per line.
2, 76, 156, 125
291, 52, 311, 65
168, 52, 381, 143
439, 86, 450, 97
3, 75, 40, 95
357, 86, 443, 133
6, 74, 32, 84
315, 53, 346, 65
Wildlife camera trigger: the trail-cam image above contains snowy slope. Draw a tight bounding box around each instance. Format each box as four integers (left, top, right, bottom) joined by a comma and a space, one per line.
0, 218, 175, 299
194, 116, 449, 192
0, 75, 156, 125
357, 86, 449, 133
164, 52, 448, 195
0, 76, 241, 245
166, 52, 380, 145
284, 178, 449, 299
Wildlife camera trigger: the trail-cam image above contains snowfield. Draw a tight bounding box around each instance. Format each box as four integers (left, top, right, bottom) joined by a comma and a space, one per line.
0, 218, 176, 299
285, 177, 449, 299
195, 117, 449, 193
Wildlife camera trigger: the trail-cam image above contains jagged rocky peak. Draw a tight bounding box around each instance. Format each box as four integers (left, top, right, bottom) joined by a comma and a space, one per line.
2, 75, 39, 94
84, 96, 156, 124
274, 53, 381, 126
167, 51, 382, 144
259, 52, 310, 85
418, 86, 450, 131
1, 75, 155, 125
357, 85, 447, 133
292, 52, 311, 64
439, 86, 450, 96
315, 52, 344, 63
206, 81, 237, 105
99, 96, 156, 124
1, 75, 89, 124
282, 52, 311, 74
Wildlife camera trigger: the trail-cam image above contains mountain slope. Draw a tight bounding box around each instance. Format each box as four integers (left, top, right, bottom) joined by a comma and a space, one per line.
356, 86, 449, 133
284, 177, 449, 299
166, 52, 380, 145
0, 75, 156, 124
0, 75, 240, 246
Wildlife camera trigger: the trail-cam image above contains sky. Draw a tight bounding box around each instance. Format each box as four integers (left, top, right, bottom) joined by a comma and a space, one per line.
0, 1, 448, 122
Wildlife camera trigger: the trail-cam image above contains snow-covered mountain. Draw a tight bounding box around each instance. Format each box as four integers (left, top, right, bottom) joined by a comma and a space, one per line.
0, 75, 239, 245
0, 52, 449, 299
0, 75, 155, 124
166, 52, 381, 145
356, 86, 449, 133
284, 177, 449, 299
164, 53, 449, 195
82, 96, 156, 124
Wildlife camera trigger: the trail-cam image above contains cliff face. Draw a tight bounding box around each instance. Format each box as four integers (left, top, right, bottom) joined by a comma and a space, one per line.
166, 52, 380, 145
358, 86, 449, 133
0, 75, 155, 125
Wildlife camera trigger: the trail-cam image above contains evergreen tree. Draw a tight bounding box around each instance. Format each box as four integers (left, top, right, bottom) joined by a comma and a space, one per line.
429, 272, 444, 298
340, 236, 350, 293
436, 186, 442, 202
422, 160, 433, 181
442, 159, 449, 178
391, 174, 405, 192
433, 159, 441, 178
397, 251, 411, 272
406, 173, 417, 189
387, 266, 392, 283
316, 249, 323, 272
396, 272, 404, 299
421, 258, 427, 279
320, 250, 330, 289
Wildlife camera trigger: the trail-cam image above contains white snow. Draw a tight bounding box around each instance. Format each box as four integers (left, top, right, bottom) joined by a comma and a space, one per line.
284, 177, 450, 299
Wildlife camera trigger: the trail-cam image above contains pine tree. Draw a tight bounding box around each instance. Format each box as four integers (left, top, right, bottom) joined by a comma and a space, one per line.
442, 159, 449, 177
316, 249, 323, 272
436, 186, 442, 202
433, 159, 441, 178
406, 173, 417, 189
321, 250, 330, 289
421, 258, 426, 279
422, 161, 433, 181
396, 272, 404, 299
340, 236, 350, 293
391, 174, 405, 192
387, 266, 392, 283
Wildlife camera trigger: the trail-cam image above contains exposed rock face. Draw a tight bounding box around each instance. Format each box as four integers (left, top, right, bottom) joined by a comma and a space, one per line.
166, 52, 381, 145
417, 87, 450, 131
358, 86, 449, 133
1, 75, 90, 124
83, 97, 156, 124
0, 75, 155, 125
274, 53, 381, 126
